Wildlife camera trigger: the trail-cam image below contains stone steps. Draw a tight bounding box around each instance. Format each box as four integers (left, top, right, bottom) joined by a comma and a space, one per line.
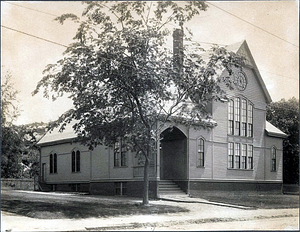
159, 180, 187, 196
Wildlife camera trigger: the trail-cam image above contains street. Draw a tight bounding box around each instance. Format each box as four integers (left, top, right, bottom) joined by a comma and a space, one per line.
1, 190, 299, 231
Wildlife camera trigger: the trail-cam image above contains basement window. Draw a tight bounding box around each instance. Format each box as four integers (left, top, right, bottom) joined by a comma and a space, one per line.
115, 182, 127, 196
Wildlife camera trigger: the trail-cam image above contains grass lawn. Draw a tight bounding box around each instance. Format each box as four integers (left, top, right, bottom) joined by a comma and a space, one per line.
194, 192, 299, 209
1, 190, 188, 219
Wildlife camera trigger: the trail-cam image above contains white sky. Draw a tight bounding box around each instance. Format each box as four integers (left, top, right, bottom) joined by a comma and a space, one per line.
1, 1, 299, 125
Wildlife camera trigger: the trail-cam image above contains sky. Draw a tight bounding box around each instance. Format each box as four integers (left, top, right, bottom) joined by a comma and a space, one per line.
1, 1, 299, 125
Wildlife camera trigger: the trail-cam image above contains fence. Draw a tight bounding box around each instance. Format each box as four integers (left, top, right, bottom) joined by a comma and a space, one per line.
1, 178, 38, 191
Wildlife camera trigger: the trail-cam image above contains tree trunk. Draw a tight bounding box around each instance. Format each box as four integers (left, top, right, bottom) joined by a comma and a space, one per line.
142, 155, 150, 205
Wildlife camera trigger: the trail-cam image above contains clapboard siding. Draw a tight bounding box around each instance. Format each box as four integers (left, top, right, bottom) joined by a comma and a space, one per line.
91, 144, 109, 179
264, 136, 283, 181
40, 142, 91, 182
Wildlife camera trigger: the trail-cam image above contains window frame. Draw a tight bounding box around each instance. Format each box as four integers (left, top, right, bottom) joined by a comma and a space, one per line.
197, 138, 205, 167
228, 142, 234, 169
228, 97, 253, 138
271, 146, 277, 172
114, 138, 127, 167
71, 149, 81, 173
49, 152, 57, 174
228, 143, 254, 170
115, 182, 127, 196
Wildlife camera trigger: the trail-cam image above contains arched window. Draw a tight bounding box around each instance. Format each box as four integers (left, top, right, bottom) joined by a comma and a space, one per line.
271, 147, 276, 172
197, 138, 205, 167
49, 152, 57, 174
72, 149, 80, 172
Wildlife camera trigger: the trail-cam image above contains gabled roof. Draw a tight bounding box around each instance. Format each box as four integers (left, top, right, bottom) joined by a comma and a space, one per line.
265, 121, 288, 138
37, 121, 78, 146
228, 40, 272, 104
201, 40, 272, 104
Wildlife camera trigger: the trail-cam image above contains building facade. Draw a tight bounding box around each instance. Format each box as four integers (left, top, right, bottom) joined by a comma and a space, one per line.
37, 40, 287, 197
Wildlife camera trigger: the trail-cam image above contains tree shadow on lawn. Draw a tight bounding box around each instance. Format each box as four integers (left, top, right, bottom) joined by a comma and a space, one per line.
1, 199, 189, 219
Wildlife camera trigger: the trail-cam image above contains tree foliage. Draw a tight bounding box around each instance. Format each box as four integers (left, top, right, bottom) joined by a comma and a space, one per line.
1, 70, 20, 126
266, 97, 299, 184
33, 1, 243, 204
1, 70, 45, 178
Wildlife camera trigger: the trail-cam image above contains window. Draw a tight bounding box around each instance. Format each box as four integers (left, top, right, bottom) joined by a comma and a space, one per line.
271, 147, 276, 171
197, 138, 205, 167
114, 138, 127, 167
228, 97, 253, 137
72, 150, 80, 172
228, 100, 234, 135
49, 153, 57, 174
241, 144, 247, 169
248, 145, 253, 169
228, 143, 253, 170
235, 98, 240, 135
241, 99, 247, 136
235, 143, 240, 169
248, 104, 253, 137
115, 182, 127, 196
228, 142, 234, 168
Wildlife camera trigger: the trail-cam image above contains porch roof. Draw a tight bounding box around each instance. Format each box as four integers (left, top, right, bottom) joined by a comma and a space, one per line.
265, 121, 288, 138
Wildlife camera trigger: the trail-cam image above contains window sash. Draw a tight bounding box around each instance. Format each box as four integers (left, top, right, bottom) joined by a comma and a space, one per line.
198, 139, 205, 167
114, 139, 127, 167
228, 142, 234, 168
241, 144, 247, 169
247, 145, 253, 169
71, 150, 80, 172
50, 154, 53, 174
271, 148, 276, 171
54, 153, 57, 173
72, 151, 76, 172
76, 150, 80, 172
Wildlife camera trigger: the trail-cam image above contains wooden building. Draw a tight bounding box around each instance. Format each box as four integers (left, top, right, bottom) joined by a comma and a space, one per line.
37, 38, 287, 197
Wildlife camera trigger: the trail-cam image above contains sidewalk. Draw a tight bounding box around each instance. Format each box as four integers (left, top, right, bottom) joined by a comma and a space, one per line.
2, 194, 299, 231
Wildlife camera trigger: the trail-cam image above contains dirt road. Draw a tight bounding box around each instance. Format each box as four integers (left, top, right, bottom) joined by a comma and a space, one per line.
1, 190, 299, 231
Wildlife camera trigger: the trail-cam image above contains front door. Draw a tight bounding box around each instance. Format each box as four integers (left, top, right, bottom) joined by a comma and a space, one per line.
160, 127, 187, 180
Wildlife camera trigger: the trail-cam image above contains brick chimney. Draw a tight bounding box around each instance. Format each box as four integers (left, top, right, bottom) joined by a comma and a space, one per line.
173, 28, 184, 71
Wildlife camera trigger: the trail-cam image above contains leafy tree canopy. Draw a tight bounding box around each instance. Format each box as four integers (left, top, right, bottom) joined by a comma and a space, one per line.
1, 70, 20, 126
33, 1, 243, 204
266, 97, 299, 184
1, 69, 46, 178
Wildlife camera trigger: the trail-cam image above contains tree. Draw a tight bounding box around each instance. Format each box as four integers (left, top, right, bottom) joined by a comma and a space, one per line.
1, 70, 45, 178
266, 97, 299, 184
1, 70, 20, 126
33, 1, 243, 204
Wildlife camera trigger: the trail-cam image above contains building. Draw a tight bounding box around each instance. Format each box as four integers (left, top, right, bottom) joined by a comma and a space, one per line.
37, 35, 287, 197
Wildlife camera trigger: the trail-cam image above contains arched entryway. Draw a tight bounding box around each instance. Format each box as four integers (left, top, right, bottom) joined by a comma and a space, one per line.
160, 127, 187, 180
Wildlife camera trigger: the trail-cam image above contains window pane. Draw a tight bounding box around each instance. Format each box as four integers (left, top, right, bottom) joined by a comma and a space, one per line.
115, 182, 121, 195
228, 142, 234, 168
72, 151, 75, 172
228, 100, 234, 135
76, 150, 80, 172
235, 143, 240, 169
54, 153, 57, 173
121, 152, 126, 166
247, 145, 253, 169
241, 144, 247, 169
241, 99, 247, 123
122, 182, 127, 195
235, 98, 240, 121
50, 154, 53, 174
271, 147, 276, 171
198, 139, 204, 166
